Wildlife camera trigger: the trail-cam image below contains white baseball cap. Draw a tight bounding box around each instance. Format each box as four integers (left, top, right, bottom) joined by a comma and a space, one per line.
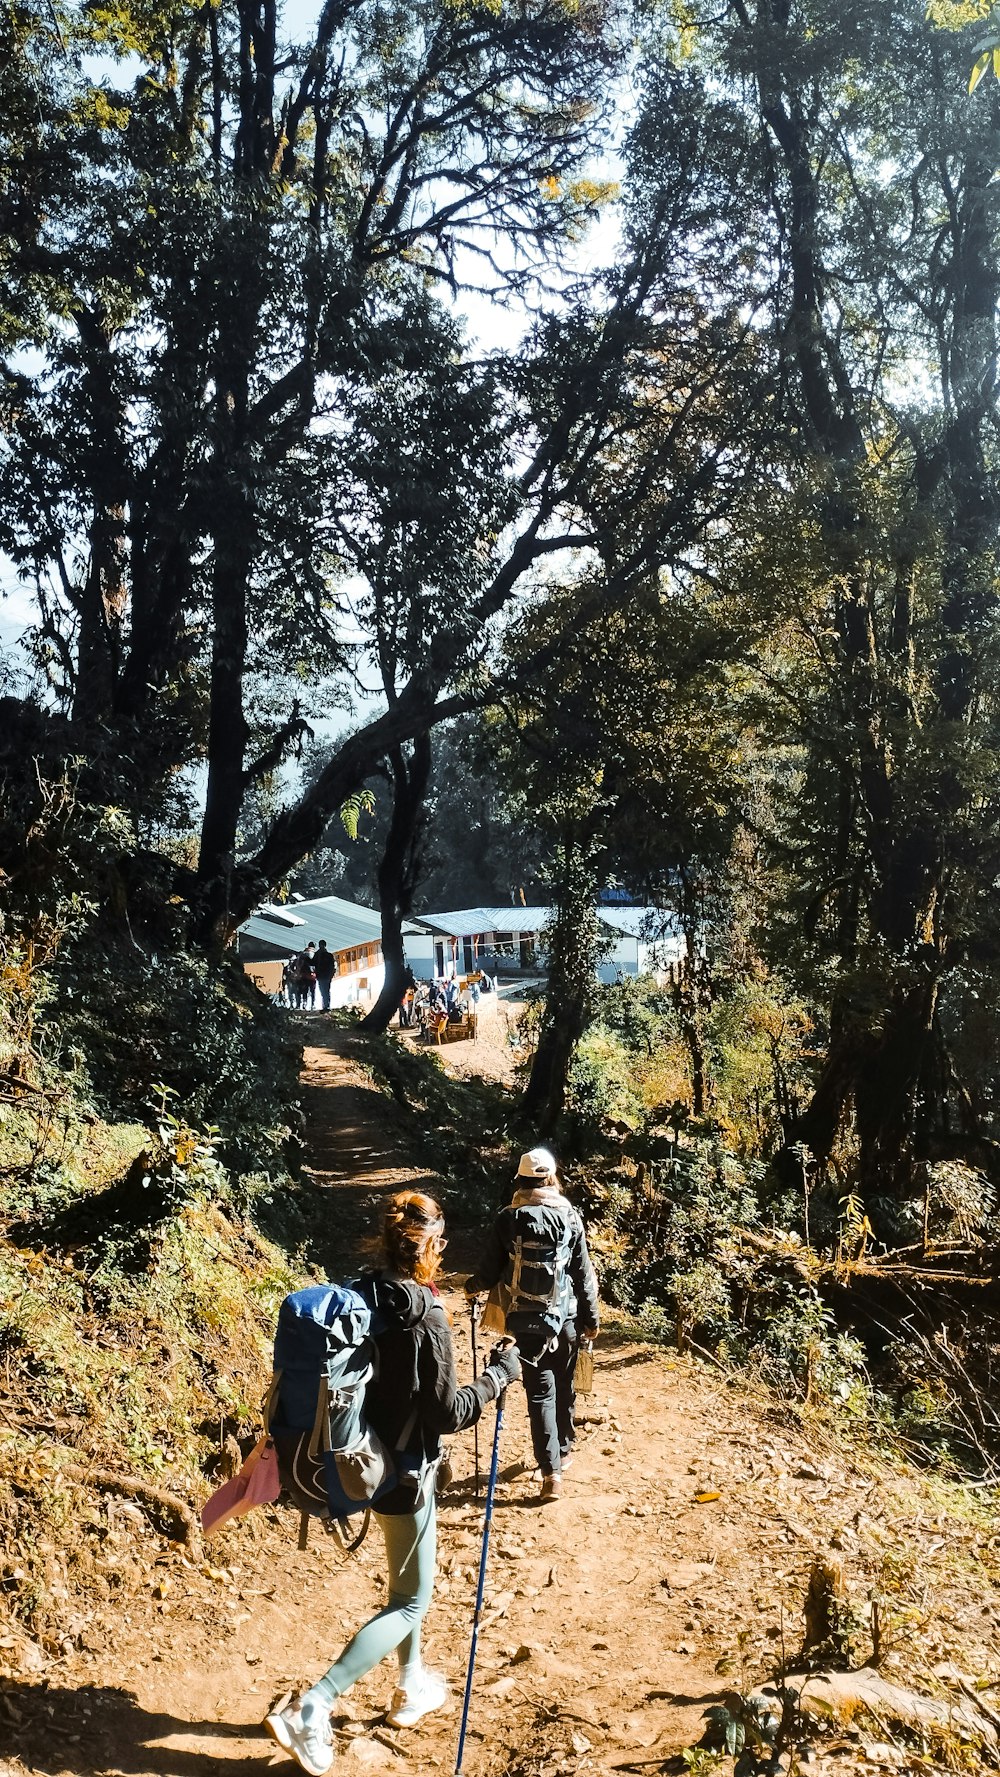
516, 1147, 558, 1179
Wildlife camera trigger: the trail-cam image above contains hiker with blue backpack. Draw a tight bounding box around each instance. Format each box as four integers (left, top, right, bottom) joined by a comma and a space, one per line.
264, 1189, 521, 1776
465, 1147, 600, 1504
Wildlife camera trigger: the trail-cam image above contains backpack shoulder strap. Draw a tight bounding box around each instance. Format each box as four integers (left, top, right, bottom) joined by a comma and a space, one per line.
307, 1374, 329, 1460
262, 1370, 282, 1435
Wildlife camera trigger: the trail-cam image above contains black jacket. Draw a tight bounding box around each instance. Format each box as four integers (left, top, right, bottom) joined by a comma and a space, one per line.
362, 1274, 501, 1513
467, 1192, 601, 1337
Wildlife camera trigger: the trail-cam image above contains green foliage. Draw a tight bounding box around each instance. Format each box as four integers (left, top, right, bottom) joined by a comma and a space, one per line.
681, 1749, 726, 1777
586, 1135, 868, 1408
289, 715, 548, 909
46, 947, 298, 1176
339, 789, 376, 844
924, 0, 1000, 87
590, 976, 679, 1057
705, 978, 814, 1159
669, 1260, 734, 1348
0, 1156, 299, 1635
0, 0, 631, 949
566, 1028, 644, 1135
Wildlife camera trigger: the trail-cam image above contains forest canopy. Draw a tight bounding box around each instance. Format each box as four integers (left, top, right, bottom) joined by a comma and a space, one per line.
4, 0, 1000, 1208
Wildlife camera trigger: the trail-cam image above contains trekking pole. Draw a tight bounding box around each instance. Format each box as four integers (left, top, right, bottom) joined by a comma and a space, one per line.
470, 1297, 481, 1500
454, 1350, 510, 1777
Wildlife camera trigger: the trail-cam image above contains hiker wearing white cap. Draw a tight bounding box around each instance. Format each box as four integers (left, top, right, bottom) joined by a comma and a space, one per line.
465, 1148, 599, 1503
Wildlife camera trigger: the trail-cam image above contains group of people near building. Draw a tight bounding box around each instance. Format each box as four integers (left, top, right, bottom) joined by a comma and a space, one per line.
281, 941, 336, 1009
278, 950, 497, 1022
265, 1145, 598, 1776
398, 972, 492, 1033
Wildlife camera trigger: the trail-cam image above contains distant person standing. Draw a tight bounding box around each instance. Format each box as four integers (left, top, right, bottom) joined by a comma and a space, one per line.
303, 941, 318, 1009
287, 951, 308, 1008
313, 940, 335, 1011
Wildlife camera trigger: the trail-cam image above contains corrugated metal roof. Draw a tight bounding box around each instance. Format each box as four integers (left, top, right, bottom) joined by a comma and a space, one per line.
240, 893, 383, 957
416, 907, 554, 938
598, 906, 683, 939
417, 904, 680, 942
240, 895, 683, 957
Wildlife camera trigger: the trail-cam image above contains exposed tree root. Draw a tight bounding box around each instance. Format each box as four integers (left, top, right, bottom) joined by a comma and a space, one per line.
60, 1464, 202, 1553
794, 1666, 999, 1757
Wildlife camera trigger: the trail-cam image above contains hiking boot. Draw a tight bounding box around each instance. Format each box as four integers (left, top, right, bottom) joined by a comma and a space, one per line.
265, 1698, 334, 1774
385, 1669, 448, 1728
540, 1472, 562, 1503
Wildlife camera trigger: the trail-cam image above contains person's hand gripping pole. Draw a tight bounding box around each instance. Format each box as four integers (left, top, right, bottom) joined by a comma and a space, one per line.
454, 1338, 520, 1777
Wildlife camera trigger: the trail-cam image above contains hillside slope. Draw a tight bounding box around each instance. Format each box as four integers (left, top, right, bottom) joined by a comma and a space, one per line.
2, 1031, 999, 1777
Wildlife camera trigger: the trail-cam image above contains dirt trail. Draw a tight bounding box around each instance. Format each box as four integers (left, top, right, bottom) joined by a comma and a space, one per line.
5, 1031, 998, 1777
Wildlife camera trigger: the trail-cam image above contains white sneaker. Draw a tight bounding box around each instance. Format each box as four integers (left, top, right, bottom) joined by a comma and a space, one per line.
265, 1698, 334, 1774
385, 1669, 448, 1728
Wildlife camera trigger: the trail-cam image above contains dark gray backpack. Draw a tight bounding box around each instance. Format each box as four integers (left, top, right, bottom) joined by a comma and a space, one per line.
503, 1205, 577, 1355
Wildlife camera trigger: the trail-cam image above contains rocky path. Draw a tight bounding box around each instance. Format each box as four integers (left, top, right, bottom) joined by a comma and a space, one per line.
4, 1031, 1000, 1777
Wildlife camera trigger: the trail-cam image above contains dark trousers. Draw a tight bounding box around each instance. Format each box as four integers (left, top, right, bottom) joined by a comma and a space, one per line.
521, 1321, 577, 1477
316, 977, 332, 1010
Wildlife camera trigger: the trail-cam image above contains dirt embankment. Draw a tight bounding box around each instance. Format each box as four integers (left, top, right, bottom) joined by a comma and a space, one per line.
3, 1031, 1000, 1777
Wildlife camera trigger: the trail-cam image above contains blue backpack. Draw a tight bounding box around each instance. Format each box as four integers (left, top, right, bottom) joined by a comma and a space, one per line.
263, 1282, 421, 1544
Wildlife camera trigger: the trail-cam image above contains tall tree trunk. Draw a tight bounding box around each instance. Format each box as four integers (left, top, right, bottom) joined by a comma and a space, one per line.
72, 309, 127, 729
196, 526, 253, 946
193, 0, 276, 948
854, 973, 940, 1197
675, 865, 710, 1117
362, 734, 432, 1033
522, 835, 600, 1138
194, 280, 257, 948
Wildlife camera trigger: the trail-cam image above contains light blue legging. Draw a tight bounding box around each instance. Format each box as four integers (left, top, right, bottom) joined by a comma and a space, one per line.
306, 1496, 436, 1709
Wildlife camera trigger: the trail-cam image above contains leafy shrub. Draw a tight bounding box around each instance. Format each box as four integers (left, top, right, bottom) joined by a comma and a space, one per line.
45, 946, 299, 1177
590, 976, 679, 1056
567, 1028, 643, 1133
669, 1259, 735, 1347
584, 1134, 868, 1407
705, 976, 814, 1159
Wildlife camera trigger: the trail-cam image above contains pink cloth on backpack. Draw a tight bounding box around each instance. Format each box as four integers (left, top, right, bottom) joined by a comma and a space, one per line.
201, 1436, 281, 1536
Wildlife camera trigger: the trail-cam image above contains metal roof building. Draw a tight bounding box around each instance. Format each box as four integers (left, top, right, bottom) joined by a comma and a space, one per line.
239, 895, 383, 957
415, 907, 554, 939
236, 895, 432, 1008
413, 904, 684, 981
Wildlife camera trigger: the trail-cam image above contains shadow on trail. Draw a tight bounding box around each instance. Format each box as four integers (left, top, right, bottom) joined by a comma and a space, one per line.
300, 1077, 410, 1181
650, 1689, 732, 1709
440, 1458, 532, 1507
293, 1024, 451, 1272
0, 1681, 275, 1777
594, 1346, 662, 1371
304, 1165, 447, 1278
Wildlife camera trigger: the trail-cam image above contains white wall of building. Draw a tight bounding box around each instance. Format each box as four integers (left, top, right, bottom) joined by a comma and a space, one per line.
241, 954, 384, 1006
597, 933, 640, 982
329, 962, 384, 1008
403, 929, 437, 980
